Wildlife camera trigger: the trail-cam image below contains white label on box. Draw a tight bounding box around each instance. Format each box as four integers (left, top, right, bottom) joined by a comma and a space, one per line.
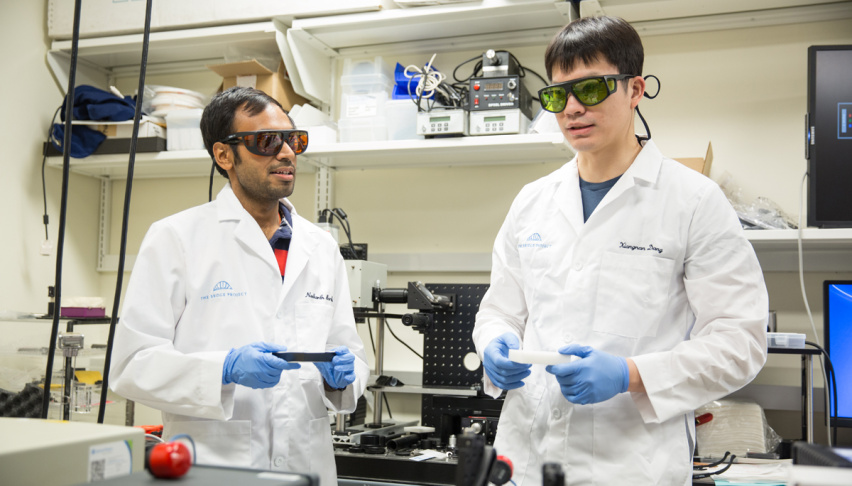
88, 440, 132, 481
236, 74, 258, 89
345, 94, 381, 117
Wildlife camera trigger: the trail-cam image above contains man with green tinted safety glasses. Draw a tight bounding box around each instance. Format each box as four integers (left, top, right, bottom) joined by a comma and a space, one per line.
474, 16, 768, 486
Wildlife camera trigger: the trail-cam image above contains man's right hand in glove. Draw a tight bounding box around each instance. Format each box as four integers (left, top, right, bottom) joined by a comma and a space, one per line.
482, 333, 531, 391
222, 342, 300, 389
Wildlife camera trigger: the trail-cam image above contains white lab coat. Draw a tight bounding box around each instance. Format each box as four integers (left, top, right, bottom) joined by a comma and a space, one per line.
473, 140, 768, 485
110, 184, 369, 486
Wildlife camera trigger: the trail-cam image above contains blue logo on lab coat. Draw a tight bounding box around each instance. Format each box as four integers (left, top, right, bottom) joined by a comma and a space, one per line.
212, 281, 232, 292
201, 280, 246, 301
519, 233, 551, 249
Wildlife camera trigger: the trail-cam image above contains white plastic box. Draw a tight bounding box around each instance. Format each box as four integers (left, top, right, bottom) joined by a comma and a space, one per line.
766, 332, 806, 349
165, 109, 204, 151
338, 116, 387, 143
385, 99, 423, 140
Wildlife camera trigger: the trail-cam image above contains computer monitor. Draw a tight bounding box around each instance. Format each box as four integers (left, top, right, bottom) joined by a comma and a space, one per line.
824, 280, 852, 427
806, 45, 852, 228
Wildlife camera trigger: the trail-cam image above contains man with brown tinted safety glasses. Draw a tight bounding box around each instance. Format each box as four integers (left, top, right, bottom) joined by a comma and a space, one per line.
110, 87, 368, 485
473, 16, 768, 485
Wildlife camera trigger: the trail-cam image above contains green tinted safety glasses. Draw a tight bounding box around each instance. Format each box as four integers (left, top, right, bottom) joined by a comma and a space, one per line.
538, 74, 637, 112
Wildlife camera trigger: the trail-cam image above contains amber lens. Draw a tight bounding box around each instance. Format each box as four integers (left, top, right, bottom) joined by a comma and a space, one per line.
253, 132, 285, 155
287, 131, 308, 155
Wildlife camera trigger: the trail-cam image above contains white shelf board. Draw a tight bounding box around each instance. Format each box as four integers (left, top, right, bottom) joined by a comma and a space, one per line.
287, 0, 851, 57
49, 22, 280, 73
289, 1, 575, 53
745, 229, 852, 272
46, 150, 316, 179
303, 132, 574, 170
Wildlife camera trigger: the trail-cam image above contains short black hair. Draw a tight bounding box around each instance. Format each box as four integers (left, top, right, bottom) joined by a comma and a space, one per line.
200, 86, 294, 179
544, 16, 644, 81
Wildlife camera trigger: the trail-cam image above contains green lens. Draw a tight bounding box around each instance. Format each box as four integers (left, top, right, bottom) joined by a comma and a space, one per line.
573, 78, 609, 106
540, 86, 567, 113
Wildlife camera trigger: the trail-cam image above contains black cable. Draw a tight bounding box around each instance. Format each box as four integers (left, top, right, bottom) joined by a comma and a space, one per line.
805, 341, 839, 445
365, 318, 393, 419
635, 107, 651, 142
208, 162, 215, 202
41, 107, 62, 241
329, 208, 357, 257
452, 55, 483, 83
694, 451, 731, 470
693, 454, 736, 479
41, 0, 82, 420
385, 319, 423, 360
98, 0, 154, 424
634, 75, 661, 143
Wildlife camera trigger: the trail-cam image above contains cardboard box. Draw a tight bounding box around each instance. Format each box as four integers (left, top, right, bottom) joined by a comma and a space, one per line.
74, 117, 166, 139
47, 0, 397, 40
674, 142, 713, 176
208, 60, 309, 112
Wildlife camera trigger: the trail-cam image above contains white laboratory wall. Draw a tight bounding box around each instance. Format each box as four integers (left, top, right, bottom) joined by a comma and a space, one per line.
0, 5, 101, 324
2, 3, 851, 434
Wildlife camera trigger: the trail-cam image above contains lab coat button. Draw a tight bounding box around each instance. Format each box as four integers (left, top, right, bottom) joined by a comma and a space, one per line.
552, 408, 561, 420
573, 262, 583, 271
273, 456, 284, 467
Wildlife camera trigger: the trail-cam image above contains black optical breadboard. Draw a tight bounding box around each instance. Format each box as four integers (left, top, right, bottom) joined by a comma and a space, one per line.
339, 243, 367, 261
421, 283, 488, 388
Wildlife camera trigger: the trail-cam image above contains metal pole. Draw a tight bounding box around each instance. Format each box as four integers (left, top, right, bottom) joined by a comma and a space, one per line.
371, 307, 385, 426
805, 354, 814, 443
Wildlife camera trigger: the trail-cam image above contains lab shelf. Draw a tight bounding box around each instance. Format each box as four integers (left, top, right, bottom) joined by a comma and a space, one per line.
745, 228, 852, 272
45, 150, 317, 179
287, 0, 846, 54
44, 133, 568, 179
300, 132, 574, 170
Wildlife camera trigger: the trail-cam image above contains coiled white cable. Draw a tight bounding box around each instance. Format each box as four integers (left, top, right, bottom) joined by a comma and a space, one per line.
404, 53, 445, 100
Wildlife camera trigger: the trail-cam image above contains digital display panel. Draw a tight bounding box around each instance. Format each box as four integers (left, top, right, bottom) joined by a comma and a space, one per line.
484, 116, 506, 122
484, 82, 503, 91
430, 116, 451, 122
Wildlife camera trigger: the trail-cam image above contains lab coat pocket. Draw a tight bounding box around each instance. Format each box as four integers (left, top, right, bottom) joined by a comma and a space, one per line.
593, 252, 675, 338
165, 419, 251, 467
294, 301, 334, 351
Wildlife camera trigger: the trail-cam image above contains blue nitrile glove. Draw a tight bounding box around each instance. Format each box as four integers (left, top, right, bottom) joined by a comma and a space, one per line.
482, 333, 532, 391
545, 344, 629, 405
315, 346, 357, 390
222, 342, 300, 389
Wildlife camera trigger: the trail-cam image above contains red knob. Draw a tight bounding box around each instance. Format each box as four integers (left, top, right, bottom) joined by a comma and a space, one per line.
147, 442, 192, 479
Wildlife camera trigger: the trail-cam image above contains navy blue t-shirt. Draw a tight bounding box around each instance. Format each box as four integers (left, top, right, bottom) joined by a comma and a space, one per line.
579, 176, 621, 222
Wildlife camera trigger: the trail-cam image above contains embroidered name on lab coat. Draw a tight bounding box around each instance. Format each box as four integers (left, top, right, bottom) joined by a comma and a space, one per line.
618, 242, 664, 254
306, 292, 333, 303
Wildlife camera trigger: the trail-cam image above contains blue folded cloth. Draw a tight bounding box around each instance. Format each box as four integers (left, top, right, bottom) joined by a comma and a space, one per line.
50, 124, 107, 159
51, 85, 138, 157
